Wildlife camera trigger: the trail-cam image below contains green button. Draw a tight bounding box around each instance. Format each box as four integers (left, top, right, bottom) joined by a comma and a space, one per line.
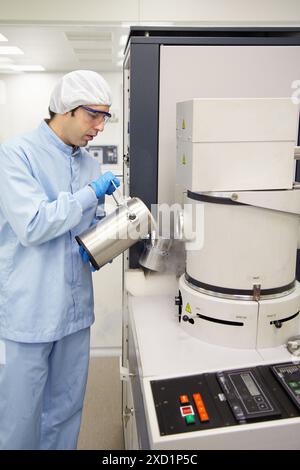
289, 382, 298, 388
185, 414, 195, 425
294, 389, 300, 395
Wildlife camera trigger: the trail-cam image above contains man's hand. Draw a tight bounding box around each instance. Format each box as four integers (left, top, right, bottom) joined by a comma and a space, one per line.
89, 171, 120, 199
79, 245, 96, 272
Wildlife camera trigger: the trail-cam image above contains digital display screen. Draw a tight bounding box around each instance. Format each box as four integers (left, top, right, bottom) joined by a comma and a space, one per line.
241, 373, 260, 396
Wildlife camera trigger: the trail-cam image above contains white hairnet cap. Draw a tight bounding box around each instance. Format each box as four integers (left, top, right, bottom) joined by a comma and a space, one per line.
49, 70, 112, 114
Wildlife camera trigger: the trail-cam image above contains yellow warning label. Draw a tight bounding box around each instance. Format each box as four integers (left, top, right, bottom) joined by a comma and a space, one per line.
181, 154, 186, 165
185, 303, 191, 314
182, 119, 186, 130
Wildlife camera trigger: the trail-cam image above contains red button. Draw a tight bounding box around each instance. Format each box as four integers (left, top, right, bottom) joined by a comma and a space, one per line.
180, 405, 194, 417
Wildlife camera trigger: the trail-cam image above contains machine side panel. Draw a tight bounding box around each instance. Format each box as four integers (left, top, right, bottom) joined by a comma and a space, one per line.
127, 317, 150, 449
129, 43, 160, 268
130, 43, 160, 206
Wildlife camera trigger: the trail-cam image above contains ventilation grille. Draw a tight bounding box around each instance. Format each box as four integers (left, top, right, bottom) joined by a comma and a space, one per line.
65, 31, 113, 42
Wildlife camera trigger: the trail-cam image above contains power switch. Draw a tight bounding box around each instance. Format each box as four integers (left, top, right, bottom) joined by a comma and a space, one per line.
185, 414, 195, 425
193, 393, 209, 422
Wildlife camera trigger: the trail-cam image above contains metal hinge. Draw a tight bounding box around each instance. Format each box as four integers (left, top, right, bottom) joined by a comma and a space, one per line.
253, 284, 261, 301
119, 357, 135, 382
294, 146, 300, 160
123, 406, 134, 428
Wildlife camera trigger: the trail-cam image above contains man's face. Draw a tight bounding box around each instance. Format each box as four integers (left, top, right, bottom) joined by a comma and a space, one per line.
64, 104, 110, 147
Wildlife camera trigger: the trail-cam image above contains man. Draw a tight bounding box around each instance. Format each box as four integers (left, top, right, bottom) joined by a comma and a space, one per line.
0, 70, 120, 449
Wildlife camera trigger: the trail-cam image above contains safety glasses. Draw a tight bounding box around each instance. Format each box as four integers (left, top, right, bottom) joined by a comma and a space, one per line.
79, 105, 111, 124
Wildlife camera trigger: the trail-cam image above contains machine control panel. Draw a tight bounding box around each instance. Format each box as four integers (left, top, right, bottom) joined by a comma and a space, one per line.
87, 145, 118, 164
271, 362, 300, 410
151, 362, 300, 436
216, 369, 280, 422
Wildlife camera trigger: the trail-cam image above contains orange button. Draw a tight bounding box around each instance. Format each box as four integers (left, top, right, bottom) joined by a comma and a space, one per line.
193, 393, 210, 422
180, 395, 189, 404
193, 394, 202, 404
200, 413, 209, 422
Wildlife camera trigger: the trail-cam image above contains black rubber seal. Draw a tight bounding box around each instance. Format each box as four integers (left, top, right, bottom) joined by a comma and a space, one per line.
185, 273, 295, 297
187, 190, 245, 206
270, 311, 299, 325
196, 313, 244, 327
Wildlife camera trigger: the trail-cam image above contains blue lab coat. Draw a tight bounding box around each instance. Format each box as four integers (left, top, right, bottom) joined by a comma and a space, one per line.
0, 120, 104, 448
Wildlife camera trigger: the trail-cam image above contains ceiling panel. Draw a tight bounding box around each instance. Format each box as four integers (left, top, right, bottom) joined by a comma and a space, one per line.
0, 24, 128, 73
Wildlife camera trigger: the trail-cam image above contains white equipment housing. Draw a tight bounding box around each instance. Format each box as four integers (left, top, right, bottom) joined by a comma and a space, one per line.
177, 97, 300, 350
176, 98, 298, 192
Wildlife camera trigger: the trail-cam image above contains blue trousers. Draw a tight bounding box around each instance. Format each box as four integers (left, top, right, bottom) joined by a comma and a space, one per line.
0, 328, 90, 450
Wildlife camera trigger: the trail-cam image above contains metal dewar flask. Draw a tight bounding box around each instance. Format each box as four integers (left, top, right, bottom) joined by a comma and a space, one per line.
76, 197, 155, 270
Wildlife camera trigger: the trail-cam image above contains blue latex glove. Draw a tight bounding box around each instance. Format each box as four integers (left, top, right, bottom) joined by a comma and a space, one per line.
79, 245, 96, 272
90, 171, 120, 198
79, 245, 113, 272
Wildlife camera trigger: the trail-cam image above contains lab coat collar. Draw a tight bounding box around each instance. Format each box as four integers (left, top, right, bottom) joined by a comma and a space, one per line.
39, 120, 81, 157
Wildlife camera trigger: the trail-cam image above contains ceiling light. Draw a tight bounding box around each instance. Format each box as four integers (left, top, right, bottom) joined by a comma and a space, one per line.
11, 65, 45, 72
0, 46, 24, 55
0, 64, 45, 72
0, 57, 13, 64
0, 33, 8, 42
0, 64, 18, 71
